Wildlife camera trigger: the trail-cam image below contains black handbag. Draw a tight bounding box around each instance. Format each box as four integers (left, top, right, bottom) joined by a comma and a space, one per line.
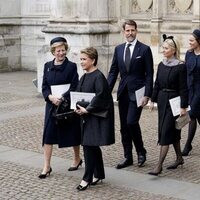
54, 99, 76, 121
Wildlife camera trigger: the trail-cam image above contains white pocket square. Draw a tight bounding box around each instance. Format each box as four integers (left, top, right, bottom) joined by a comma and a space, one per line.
136, 56, 141, 59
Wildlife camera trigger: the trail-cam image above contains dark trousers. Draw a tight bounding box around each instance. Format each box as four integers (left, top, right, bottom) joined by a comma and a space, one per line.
82, 146, 105, 183
118, 88, 146, 160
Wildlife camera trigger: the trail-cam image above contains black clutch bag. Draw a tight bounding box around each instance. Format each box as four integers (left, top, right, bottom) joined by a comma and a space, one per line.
76, 100, 90, 109
76, 100, 108, 118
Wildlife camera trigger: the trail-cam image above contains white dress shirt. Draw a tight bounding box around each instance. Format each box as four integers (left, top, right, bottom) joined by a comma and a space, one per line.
123, 39, 137, 62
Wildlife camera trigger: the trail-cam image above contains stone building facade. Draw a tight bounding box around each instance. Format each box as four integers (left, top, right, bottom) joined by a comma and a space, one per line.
0, 0, 199, 90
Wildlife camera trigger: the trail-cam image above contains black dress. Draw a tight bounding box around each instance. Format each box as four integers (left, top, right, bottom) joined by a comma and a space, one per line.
42, 58, 81, 148
151, 62, 188, 145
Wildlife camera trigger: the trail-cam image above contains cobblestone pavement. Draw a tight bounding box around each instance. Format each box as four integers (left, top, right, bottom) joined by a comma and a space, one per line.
0, 71, 200, 199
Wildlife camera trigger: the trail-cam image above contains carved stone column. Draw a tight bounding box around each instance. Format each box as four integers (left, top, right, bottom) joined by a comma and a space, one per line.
37, 0, 119, 92
150, 0, 163, 65
192, 0, 200, 29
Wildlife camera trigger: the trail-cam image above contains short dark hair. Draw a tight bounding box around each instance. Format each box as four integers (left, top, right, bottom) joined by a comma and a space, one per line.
80, 47, 98, 66
122, 20, 137, 30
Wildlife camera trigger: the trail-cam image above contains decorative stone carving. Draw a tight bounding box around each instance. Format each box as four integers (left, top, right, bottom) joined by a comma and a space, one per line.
175, 0, 193, 12
168, 0, 193, 14
137, 0, 153, 11
131, 0, 152, 13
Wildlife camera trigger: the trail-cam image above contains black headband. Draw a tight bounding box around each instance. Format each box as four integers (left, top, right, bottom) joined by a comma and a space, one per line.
162, 34, 177, 49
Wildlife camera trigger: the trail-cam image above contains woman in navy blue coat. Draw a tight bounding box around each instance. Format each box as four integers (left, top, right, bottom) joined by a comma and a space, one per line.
38, 37, 82, 179
182, 29, 200, 156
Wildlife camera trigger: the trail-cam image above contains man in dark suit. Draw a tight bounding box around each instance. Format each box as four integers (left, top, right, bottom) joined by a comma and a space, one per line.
107, 20, 154, 169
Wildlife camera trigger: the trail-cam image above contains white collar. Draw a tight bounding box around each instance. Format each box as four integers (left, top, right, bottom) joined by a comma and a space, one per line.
126, 39, 137, 47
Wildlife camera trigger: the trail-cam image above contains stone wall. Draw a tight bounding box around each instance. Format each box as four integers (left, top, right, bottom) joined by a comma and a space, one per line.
0, 0, 199, 81
0, 0, 21, 71
20, 0, 50, 71
0, 0, 50, 72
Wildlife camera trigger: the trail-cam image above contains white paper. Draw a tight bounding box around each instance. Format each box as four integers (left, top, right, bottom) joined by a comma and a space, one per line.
51, 84, 70, 98
169, 96, 190, 116
70, 91, 95, 109
135, 86, 145, 107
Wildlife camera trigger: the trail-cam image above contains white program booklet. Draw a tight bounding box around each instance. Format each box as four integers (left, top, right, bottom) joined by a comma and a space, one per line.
70, 91, 95, 109
50, 84, 70, 98
169, 96, 190, 116
135, 86, 145, 107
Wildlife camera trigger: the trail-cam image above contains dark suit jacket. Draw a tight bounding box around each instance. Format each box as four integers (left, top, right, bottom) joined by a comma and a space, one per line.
107, 40, 154, 101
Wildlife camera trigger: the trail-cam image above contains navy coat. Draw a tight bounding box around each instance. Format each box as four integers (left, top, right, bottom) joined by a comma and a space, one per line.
42, 57, 81, 148
107, 40, 154, 100
185, 51, 200, 119
107, 40, 154, 124
76, 69, 115, 146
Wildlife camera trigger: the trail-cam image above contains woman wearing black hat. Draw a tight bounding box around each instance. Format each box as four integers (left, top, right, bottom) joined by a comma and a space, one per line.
182, 29, 200, 156
38, 37, 82, 179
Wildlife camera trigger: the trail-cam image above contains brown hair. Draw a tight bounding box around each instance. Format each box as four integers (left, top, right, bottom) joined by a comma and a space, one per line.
80, 47, 98, 66
122, 20, 137, 30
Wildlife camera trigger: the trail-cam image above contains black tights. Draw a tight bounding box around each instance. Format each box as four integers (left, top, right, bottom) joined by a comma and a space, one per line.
184, 118, 200, 149
153, 141, 182, 173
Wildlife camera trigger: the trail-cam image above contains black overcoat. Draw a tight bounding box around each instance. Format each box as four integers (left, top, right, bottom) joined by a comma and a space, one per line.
151, 62, 188, 145
42, 57, 81, 148
76, 69, 115, 146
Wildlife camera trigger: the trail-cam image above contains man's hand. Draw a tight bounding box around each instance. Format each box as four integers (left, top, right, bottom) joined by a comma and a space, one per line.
140, 96, 149, 107
149, 101, 154, 112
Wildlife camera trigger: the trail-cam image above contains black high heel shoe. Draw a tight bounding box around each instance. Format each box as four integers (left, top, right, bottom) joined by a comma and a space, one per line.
38, 167, 52, 179
76, 182, 90, 191
68, 159, 83, 171
166, 159, 184, 170
148, 168, 162, 176
182, 145, 192, 156
90, 178, 102, 186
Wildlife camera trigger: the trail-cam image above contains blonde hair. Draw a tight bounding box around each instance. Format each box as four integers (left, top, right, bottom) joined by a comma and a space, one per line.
50, 41, 68, 54
163, 38, 181, 60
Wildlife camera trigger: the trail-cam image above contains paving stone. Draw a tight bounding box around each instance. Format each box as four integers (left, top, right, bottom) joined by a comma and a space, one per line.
0, 71, 199, 199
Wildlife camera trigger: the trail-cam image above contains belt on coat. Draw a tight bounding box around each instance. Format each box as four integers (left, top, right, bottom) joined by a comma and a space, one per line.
162, 88, 176, 92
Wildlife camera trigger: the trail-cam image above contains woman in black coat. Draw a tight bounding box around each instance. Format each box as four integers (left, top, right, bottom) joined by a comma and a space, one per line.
181, 29, 200, 156
38, 37, 82, 179
148, 35, 188, 176
75, 47, 115, 191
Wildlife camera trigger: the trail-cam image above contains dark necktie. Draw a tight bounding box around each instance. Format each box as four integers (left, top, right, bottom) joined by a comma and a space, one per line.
125, 43, 131, 71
